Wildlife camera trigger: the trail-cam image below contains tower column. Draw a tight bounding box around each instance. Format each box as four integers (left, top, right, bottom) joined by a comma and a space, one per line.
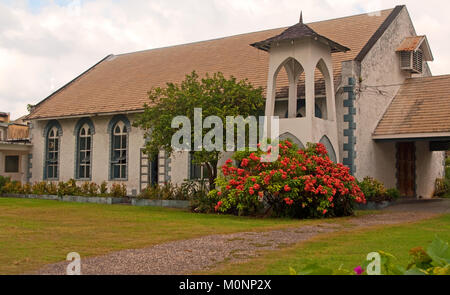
264, 68, 277, 118
304, 65, 315, 119
286, 64, 298, 118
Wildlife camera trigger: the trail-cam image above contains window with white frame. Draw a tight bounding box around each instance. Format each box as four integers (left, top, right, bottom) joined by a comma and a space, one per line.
77, 124, 92, 179
45, 127, 59, 179
111, 121, 127, 180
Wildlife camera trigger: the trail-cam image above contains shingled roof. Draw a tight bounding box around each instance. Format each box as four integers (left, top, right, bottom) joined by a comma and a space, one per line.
27, 7, 399, 120
250, 12, 350, 53
373, 75, 450, 139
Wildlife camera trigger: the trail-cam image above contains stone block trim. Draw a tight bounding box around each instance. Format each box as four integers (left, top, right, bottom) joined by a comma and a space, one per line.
343, 77, 357, 175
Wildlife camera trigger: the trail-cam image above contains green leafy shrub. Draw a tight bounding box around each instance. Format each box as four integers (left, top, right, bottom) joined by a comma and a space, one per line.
386, 188, 400, 200
56, 179, 81, 196
183, 180, 212, 212
357, 177, 387, 203
138, 183, 177, 200
2, 180, 22, 194
210, 141, 366, 218
100, 181, 108, 196
32, 182, 47, 195
80, 182, 99, 197
20, 183, 32, 194
1, 179, 131, 198
139, 180, 209, 203
435, 155, 450, 198
109, 183, 127, 198
290, 236, 449, 275
0, 176, 11, 194
435, 178, 450, 197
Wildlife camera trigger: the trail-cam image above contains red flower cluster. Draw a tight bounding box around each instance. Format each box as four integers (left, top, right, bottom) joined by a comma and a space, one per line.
284, 198, 294, 205
213, 141, 366, 218
215, 201, 223, 212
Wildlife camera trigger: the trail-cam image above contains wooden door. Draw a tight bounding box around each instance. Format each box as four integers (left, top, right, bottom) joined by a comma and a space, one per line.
397, 142, 416, 198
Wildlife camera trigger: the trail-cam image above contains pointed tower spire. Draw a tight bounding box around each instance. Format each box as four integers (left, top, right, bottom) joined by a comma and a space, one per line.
299, 11, 303, 23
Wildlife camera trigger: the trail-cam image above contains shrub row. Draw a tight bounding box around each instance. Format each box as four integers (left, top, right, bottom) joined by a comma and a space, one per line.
0, 177, 127, 198
357, 177, 400, 203
138, 180, 209, 203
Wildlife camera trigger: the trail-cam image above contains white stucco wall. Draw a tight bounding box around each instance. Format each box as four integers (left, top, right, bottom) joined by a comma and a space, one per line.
169, 151, 189, 185
0, 149, 29, 182
264, 38, 340, 161
355, 7, 416, 186
30, 114, 147, 195
355, 6, 443, 197
29, 112, 240, 194
415, 142, 445, 198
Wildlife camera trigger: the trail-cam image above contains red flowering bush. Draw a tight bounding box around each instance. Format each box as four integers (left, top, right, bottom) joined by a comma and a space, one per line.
210, 140, 366, 218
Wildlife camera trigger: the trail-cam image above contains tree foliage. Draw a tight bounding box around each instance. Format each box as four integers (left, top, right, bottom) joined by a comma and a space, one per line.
133, 71, 265, 186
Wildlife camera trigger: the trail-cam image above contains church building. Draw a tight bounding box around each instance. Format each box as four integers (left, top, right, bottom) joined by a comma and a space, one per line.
22, 5, 449, 198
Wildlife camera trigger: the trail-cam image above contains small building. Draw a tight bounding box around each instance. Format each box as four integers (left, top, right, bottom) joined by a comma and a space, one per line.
0, 113, 32, 183
23, 5, 448, 198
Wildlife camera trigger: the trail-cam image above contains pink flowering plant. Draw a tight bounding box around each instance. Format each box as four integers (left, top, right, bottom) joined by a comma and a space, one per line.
210, 140, 366, 218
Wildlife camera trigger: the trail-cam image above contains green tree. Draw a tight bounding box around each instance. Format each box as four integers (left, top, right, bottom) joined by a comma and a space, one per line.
134, 71, 265, 188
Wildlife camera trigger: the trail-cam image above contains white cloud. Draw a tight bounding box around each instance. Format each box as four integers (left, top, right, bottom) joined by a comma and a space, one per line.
0, 0, 449, 119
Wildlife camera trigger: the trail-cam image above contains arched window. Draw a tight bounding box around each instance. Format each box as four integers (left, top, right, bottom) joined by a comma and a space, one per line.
279, 132, 305, 149
77, 124, 92, 179
45, 126, 60, 180
320, 135, 337, 163
111, 121, 128, 180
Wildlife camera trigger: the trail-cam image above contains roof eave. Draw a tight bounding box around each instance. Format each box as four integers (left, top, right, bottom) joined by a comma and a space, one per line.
26, 109, 145, 121
373, 132, 450, 141
395, 36, 434, 61
250, 35, 350, 53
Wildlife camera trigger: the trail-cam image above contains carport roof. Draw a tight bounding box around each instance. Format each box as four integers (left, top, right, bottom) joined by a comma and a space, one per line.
373, 75, 450, 140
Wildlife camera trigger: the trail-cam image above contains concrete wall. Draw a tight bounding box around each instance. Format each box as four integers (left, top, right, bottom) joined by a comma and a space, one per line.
415, 142, 445, 198
355, 8, 418, 185
0, 149, 28, 182
353, 6, 442, 197
30, 114, 146, 195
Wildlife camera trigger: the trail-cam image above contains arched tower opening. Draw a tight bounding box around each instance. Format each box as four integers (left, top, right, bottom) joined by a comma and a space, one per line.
251, 12, 348, 162
272, 57, 305, 119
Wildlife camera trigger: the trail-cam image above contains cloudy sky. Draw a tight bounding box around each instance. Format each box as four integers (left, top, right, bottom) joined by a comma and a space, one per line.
1, 0, 449, 120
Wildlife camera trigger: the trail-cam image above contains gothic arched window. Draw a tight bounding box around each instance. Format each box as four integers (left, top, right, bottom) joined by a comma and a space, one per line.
44, 121, 62, 180
111, 121, 128, 180
77, 124, 92, 179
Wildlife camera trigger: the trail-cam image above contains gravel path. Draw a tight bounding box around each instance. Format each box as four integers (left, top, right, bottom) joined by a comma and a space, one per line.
35, 199, 449, 275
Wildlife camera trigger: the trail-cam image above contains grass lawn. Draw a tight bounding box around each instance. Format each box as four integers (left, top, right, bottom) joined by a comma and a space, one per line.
0, 197, 348, 274
206, 214, 450, 275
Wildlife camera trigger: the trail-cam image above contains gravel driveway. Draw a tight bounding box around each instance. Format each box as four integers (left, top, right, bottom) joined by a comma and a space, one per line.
34, 199, 449, 275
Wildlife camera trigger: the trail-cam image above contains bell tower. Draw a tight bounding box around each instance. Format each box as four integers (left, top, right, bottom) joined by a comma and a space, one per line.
251, 12, 349, 162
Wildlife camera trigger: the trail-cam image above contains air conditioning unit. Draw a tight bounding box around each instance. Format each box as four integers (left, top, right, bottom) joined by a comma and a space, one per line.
400, 50, 423, 73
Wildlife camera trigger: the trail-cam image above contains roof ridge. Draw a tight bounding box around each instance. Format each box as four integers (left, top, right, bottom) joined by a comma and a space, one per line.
355, 5, 405, 62
25, 54, 113, 120
115, 7, 396, 57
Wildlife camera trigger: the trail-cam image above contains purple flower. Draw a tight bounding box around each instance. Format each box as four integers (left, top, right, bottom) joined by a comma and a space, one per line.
354, 266, 364, 275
